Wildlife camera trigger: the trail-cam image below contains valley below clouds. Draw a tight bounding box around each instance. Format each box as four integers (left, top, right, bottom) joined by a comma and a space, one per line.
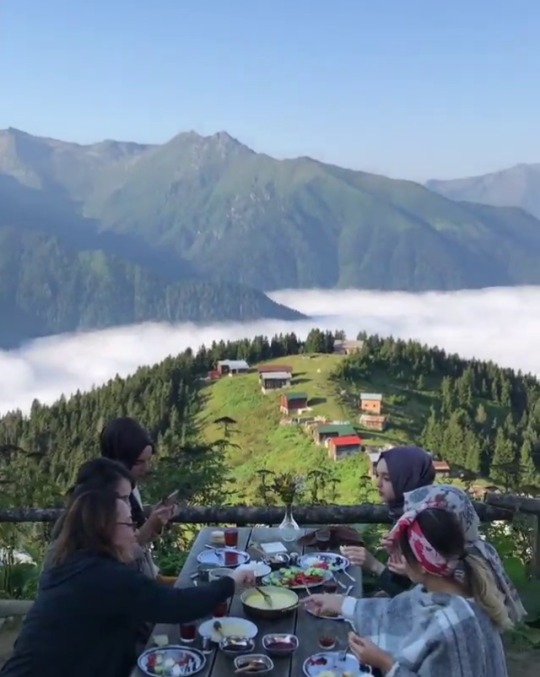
1, 286, 540, 415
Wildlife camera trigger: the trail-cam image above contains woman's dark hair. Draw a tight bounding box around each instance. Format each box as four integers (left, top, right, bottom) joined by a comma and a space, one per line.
399, 507, 510, 630
52, 459, 135, 540
99, 417, 155, 469
70, 458, 134, 496
100, 417, 154, 528
52, 489, 121, 566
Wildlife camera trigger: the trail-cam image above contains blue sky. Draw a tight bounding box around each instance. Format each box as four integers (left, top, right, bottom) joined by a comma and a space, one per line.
1, 0, 539, 179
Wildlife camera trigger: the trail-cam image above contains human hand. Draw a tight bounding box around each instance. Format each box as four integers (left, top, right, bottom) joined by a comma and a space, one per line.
229, 568, 256, 591
148, 503, 175, 532
387, 552, 409, 578
301, 593, 344, 617
348, 632, 394, 672
340, 546, 381, 574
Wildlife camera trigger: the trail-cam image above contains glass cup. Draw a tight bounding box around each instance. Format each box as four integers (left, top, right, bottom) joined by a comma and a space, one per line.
224, 527, 239, 548
179, 622, 197, 644
318, 633, 337, 650
224, 550, 239, 567
212, 599, 229, 618
316, 529, 331, 551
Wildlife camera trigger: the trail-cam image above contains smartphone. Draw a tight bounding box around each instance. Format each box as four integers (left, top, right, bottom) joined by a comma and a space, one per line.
162, 489, 180, 505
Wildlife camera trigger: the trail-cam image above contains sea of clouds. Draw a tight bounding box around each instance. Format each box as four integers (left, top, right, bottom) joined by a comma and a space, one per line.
1, 286, 540, 416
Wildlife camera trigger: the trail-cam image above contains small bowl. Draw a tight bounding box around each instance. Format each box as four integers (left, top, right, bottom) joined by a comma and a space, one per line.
267, 553, 290, 571
237, 561, 272, 579
233, 654, 274, 674
262, 633, 299, 656
208, 567, 234, 582
219, 635, 256, 657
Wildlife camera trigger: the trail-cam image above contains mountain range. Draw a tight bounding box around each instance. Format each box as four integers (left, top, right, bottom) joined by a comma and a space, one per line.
427, 163, 540, 220
2, 126, 540, 347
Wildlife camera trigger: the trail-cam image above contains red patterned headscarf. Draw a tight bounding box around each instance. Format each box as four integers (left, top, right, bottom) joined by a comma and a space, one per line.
388, 510, 460, 577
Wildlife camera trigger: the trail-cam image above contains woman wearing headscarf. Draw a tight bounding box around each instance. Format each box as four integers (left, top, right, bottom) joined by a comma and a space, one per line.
341, 446, 436, 596
100, 417, 175, 580
396, 483, 526, 624
303, 506, 510, 676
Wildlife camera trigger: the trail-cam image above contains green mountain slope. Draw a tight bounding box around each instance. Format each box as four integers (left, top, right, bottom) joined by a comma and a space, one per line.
3, 128, 540, 292
427, 163, 540, 220
0, 225, 303, 348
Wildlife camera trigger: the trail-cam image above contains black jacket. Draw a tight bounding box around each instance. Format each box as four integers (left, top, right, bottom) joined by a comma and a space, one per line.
1, 551, 234, 677
375, 567, 411, 596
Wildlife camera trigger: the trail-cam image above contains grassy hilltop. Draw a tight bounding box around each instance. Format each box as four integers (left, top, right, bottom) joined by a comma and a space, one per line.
195, 353, 439, 503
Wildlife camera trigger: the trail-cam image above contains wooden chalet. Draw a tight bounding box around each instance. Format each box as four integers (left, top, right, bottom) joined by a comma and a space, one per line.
359, 413, 387, 431
333, 339, 364, 355
216, 359, 250, 376
314, 423, 356, 445
257, 364, 293, 377
360, 392, 383, 415
328, 435, 363, 461
280, 392, 309, 415
433, 460, 451, 477
260, 371, 292, 392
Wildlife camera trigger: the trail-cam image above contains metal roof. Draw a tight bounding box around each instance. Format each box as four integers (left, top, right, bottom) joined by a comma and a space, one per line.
260, 371, 292, 380
217, 359, 249, 370
360, 393, 382, 401
331, 435, 362, 447
257, 364, 293, 373
317, 424, 356, 435
284, 392, 308, 401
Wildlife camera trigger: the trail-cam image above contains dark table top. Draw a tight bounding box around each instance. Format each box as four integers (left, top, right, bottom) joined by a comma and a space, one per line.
131, 526, 363, 677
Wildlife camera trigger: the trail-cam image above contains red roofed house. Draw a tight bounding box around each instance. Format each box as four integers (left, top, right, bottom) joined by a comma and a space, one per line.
328, 435, 363, 461
433, 460, 450, 477
280, 392, 309, 415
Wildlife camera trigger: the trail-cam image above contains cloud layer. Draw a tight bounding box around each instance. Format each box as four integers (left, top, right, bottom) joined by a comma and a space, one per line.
1, 287, 540, 415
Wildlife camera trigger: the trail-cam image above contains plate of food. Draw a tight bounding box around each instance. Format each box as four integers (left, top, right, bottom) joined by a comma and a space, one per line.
304, 606, 344, 621
196, 548, 250, 567
262, 566, 333, 589
138, 646, 206, 676
298, 553, 350, 572
303, 651, 372, 676
198, 617, 258, 643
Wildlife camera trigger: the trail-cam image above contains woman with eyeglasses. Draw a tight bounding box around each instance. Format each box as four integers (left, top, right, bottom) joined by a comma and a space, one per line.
43, 457, 135, 569
1, 489, 255, 677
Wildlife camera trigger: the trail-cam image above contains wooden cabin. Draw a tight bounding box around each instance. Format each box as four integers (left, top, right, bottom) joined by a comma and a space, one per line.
280, 392, 309, 415
328, 435, 363, 461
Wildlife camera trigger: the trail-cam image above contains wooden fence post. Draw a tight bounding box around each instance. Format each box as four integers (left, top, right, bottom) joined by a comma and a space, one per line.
532, 515, 540, 579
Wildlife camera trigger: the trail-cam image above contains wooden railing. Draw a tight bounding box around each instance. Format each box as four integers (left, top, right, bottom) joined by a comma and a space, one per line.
1, 492, 539, 574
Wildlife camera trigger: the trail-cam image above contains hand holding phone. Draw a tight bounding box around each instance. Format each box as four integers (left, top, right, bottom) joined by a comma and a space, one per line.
162, 489, 180, 506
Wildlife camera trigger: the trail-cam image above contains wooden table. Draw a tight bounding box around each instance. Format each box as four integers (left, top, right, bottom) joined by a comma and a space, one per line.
131, 526, 363, 677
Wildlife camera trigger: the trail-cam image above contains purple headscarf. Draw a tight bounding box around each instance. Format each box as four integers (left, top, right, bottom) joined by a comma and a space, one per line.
378, 446, 435, 518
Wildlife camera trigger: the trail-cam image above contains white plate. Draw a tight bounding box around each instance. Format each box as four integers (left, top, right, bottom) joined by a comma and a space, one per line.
198, 617, 258, 643
196, 548, 250, 567
303, 651, 372, 676
237, 561, 272, 578
299, 553, 350, 572
138, 645, 206, 676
